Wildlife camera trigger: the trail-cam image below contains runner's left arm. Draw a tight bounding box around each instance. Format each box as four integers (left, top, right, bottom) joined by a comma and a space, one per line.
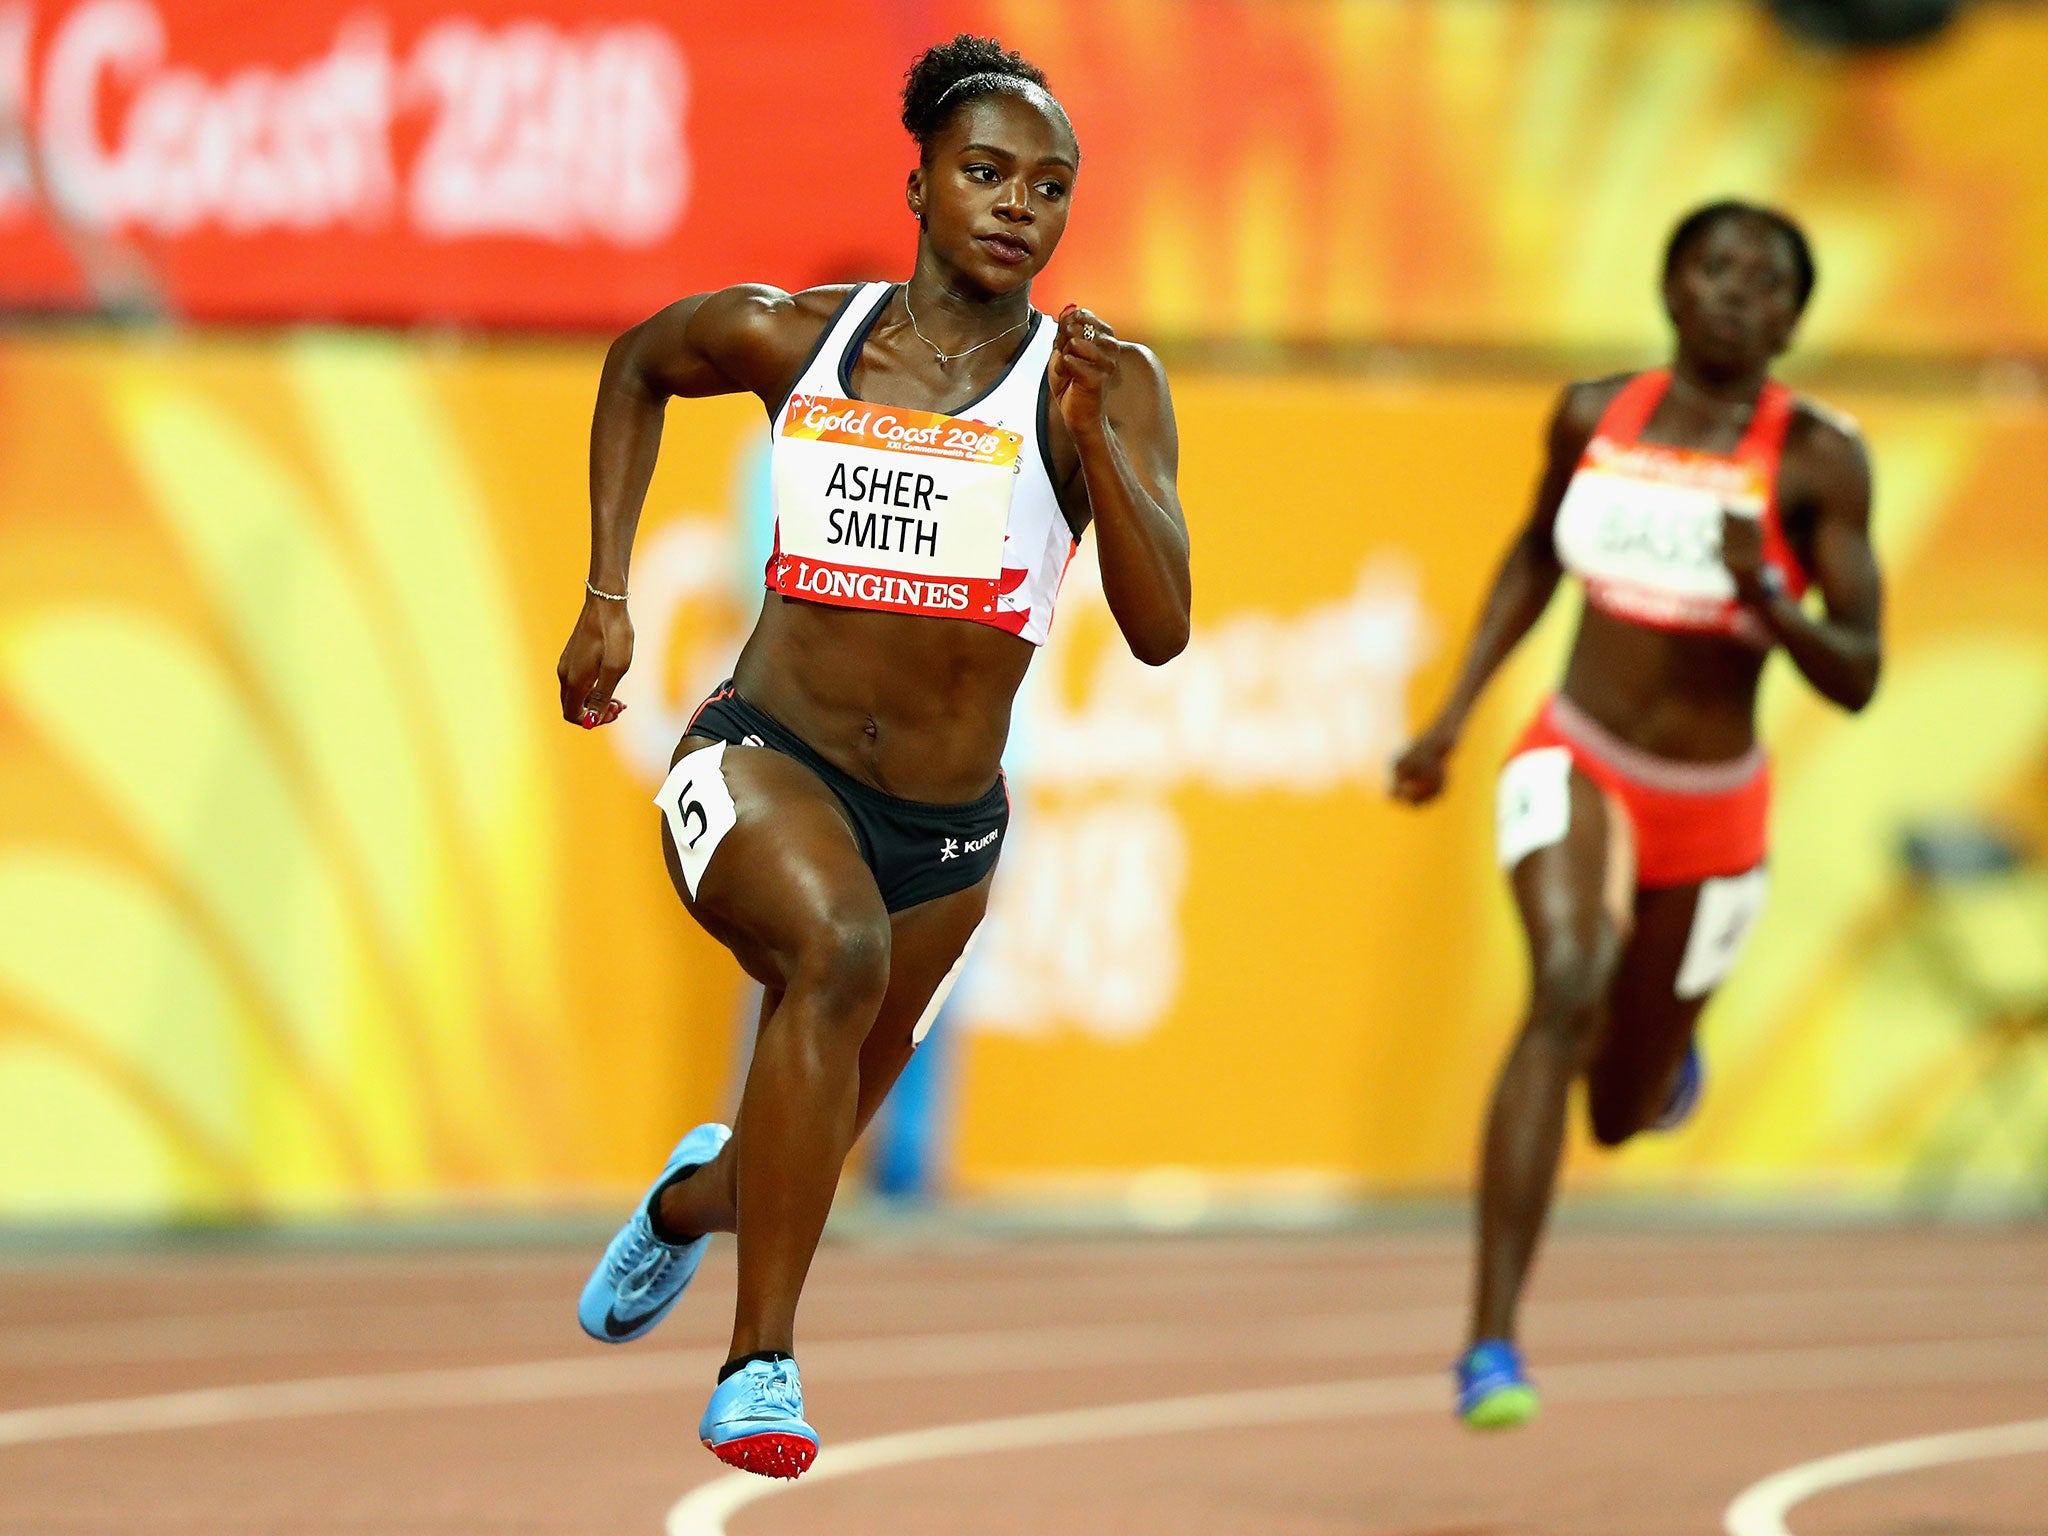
1722, 414, 1882, 711
1051, 306, 1192, 666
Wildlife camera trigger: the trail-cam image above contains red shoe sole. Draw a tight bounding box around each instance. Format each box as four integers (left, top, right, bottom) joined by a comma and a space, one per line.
704, 1432, 818, 1480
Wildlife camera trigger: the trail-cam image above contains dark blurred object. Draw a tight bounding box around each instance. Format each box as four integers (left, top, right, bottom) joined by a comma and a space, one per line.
1769, 0, 1962, 48
1902, 820, 2026, 881
1896, 819, 2048, 1207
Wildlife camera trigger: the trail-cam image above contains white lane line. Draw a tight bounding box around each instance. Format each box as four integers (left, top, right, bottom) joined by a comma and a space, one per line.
665, 1334, 2048, 1536
0, 1312, 1406, 1448
1724, 1416, 2048, 1536
5, 1273, 2033, 1372
0, 1286, 2038, 1451
0, 1299, 579, 1368
0, 1352, 693, 1448
0, 1250, 1416, 1365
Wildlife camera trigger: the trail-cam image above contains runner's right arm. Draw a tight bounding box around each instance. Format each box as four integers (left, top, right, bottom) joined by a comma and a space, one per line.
1389, 382, 1601, 804
559, 286, 818, 727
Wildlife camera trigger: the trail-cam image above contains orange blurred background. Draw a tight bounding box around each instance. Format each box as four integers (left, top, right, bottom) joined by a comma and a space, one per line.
3, 1, 2047, 1218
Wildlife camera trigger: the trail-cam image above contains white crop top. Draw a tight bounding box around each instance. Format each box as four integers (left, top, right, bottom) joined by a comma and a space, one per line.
763, 282, 1077, 646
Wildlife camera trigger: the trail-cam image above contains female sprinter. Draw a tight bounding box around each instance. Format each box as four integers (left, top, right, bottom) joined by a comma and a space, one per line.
553, 36, 1190, 1479
1391, 202, 1881, 1429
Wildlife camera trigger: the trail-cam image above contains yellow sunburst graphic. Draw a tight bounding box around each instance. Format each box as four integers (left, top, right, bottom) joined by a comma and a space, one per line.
4, 334, 2048, 1214
0, 334, 594, 1217
993, 0, 2048, 355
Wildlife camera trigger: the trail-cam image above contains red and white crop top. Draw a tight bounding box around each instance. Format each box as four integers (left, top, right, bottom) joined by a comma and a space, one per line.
764, 282, 1077, 646
1552, 368, 1808, 642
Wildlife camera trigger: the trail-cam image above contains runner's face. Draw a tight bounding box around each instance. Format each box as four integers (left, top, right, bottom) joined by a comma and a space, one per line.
1664, 215, 1803, 373
912, 91, 1077, 293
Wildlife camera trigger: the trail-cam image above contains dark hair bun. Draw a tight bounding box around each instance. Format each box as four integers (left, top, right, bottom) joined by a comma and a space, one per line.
901, 34, 1050, 151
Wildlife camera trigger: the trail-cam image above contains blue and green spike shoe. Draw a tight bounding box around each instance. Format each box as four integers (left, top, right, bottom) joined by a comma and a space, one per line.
1455, 1338, 1539, 1429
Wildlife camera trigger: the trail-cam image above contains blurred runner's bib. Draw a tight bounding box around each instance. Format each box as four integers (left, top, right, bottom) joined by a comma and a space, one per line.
1552, 369, 1807, 640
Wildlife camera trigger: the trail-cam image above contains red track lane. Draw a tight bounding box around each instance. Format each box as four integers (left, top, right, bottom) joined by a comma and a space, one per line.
0, 1227, 2042, 1535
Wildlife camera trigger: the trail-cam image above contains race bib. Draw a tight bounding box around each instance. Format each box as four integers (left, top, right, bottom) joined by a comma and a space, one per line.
1554, 437, 1769, 632
768, 394, 1020, 622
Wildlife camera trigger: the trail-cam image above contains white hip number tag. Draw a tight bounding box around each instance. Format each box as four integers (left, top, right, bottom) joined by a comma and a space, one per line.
655, 741, 739, 899
1497, 746, 1574, 870
1674, 866, 1769, 999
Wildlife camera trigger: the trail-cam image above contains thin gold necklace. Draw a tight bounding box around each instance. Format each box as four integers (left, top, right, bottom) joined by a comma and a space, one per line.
902, 287, 1027, 367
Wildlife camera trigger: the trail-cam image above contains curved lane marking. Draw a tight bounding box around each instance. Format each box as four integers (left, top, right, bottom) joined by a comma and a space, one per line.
669, 1371, 1442, 1534
1724, 1415, 2048, 1536
667, 1334, 2048, 1536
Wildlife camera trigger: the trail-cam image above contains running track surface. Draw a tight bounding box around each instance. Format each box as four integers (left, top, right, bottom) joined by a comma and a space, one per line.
2, 1225, 2043, 1535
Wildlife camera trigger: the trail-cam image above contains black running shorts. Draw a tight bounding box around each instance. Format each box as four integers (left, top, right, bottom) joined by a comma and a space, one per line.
684, 681, 1008, 913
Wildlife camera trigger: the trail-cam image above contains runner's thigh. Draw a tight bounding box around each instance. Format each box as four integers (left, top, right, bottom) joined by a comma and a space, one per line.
1591, 864, 1768, 1133
1589, 883, 1705, 1133
875, 874, 993, 1050
658, 735, 889, 992
851, 873, 995, 1133
1507, 767, 1626, 1007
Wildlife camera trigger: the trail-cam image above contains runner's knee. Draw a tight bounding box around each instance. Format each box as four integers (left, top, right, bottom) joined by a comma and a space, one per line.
1527, 937, 1612, 1045
792, 912, 892, 1023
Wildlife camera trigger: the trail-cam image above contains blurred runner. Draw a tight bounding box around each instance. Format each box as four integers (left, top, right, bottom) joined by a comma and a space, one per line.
554, 34, 1190, 1479
1391, 202, 1882, 1429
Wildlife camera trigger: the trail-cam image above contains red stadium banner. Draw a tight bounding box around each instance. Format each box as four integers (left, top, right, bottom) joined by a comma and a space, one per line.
0, 0, 931, 326
9, 0, 2048, 352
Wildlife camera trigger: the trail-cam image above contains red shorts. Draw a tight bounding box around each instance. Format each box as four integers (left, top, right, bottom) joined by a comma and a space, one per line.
1503, 695, 1769, 889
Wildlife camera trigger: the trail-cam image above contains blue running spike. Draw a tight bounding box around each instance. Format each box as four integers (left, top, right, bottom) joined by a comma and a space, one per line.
577, 1123, 730, 1344
700, 1358, 818, 1479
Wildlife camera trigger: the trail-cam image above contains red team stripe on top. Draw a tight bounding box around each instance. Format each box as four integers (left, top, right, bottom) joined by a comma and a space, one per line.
781, 395, 1022, 466
772, 554, 1004, 621
1583, 437, 1769, 499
